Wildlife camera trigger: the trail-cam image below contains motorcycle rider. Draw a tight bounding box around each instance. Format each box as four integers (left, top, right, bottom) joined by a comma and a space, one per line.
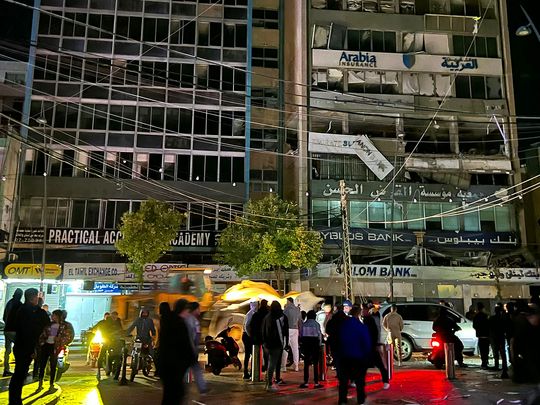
432, 307, 467, 367
126, 309, 156, 346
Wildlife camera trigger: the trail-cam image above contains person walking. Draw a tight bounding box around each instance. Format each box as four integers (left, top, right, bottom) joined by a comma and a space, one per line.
261, 301, 288, 392
154, 302, 171, 377
282, 297, 301, 372
299, 310, 323, 389
159, 299, 196, 405
249, 299, 269, 372
37, 309, 74, 392
242, 301, 257, 380
382, 304, 404, 366
8, 289, 50, 405
473, 302, 490, 369
2, 288, 23, 376
361, 303, 390, 390
489, 303, 509, 379
338, 306, 372, 405
185, 302, 207, 394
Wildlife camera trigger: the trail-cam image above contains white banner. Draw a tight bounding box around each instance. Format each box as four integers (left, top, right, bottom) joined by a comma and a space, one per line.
316, 263, 540, 284
63, 263, 186, 282
309, 132, 393, 180
312, 50, 503, 76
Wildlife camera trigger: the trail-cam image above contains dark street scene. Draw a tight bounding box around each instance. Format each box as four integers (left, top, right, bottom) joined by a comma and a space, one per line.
1, 0, 540, 404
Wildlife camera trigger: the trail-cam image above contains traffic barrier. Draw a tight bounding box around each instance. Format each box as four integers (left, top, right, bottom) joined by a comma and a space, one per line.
384, 344, 394, 381
444, 343, 456, 380
318, 344, 327, 381
251, 345, 263, 382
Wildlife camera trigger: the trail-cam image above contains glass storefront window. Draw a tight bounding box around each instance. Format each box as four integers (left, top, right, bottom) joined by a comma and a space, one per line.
441, 203, 459, 230
464, 209, 480, 231
406, 203, 424, 230
425, 203, 442, 230
351, 201, 368, 228
368, 201, 386, 229
385, 201, 403, 230
495, 206, 512, 232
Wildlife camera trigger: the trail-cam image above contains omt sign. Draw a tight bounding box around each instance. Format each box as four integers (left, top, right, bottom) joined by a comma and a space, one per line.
3, 263, 62, 279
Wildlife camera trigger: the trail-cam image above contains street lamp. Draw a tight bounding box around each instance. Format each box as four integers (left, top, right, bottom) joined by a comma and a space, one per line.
516, 5, 540, 42
389, 132, 405, 302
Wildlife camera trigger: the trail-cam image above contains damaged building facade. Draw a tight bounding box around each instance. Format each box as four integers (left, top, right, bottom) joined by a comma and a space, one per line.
302, 0, 530, 311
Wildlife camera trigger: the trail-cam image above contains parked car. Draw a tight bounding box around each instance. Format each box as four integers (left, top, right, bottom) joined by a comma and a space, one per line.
379, 302, 477, 361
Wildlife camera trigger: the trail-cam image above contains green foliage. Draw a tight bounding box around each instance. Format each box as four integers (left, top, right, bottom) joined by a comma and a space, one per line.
217, 195, 323, 280
116, 199, 184, 283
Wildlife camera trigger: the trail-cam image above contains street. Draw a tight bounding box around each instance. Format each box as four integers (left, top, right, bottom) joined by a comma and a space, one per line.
3, 351, 540, 405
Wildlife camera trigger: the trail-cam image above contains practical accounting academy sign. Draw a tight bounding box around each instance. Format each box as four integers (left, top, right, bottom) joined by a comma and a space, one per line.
14, 227, 218, 248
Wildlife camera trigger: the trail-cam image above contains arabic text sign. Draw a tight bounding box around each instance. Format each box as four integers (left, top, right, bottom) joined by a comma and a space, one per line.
312, 50, 502, 76
3, 263, 62, 279
317, 264, 539, 284
319, 228, 519, 250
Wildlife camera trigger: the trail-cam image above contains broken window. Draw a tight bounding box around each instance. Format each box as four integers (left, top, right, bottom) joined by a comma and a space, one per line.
312, 25, 330, 49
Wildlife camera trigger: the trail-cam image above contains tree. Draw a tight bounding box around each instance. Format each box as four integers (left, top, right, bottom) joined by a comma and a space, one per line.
116, 199, 184, 284
217, 194, 323, 293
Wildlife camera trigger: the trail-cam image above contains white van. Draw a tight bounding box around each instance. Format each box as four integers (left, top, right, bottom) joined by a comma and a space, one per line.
379, 302, 477, 361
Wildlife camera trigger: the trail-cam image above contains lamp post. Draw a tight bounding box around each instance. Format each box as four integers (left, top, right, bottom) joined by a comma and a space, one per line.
516, 5, 540, 42
389, 133, 404, 302
36, 117, 47, 293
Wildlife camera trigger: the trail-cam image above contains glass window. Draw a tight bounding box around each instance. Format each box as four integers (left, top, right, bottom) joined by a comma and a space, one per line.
329, 201, 341, 228
441, 203, 459, 230
471, 76, 486, 99
463, 210, 480, 231
350, 201, 368, 228
406, 203, 424, 230
455, 76, 471, 98
495, 206, 512, 231
425, 203, 442, 230
368, 201, 386, 229
480, 207, 496, 232
313, 200, 328, 227
386, 201, 403, 230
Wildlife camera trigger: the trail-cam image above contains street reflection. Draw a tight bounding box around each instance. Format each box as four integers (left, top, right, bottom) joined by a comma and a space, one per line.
83, 388, 104, 405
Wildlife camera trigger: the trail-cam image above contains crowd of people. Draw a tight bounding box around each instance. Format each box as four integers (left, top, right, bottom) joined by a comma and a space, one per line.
470, 297, 540, 383
3, 288, 75, 405
242, 297, 401, 405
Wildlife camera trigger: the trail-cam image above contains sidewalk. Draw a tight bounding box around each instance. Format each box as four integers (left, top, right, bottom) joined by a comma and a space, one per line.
97, 361, 540, 405
0, 381, 62, 405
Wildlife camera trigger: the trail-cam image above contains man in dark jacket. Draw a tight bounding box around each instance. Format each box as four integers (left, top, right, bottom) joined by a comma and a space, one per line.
473, 302, 490, 369
261, 301, 288, 392
338, 306, 371, 405
433, 307, 466, 367
325, 305, 348, 374
249, 299, 269, 372
3, 288, 23, 376
489, 303, 509, 379
8, 288, 49, 405
361, 303, 389, 389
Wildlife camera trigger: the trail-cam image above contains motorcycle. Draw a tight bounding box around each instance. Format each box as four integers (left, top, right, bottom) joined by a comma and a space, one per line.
205, 329, 242, 376
427, 333, 445, 369
88, 330, 103, 368
97, 338, 124, 381
130, 338, 153, 382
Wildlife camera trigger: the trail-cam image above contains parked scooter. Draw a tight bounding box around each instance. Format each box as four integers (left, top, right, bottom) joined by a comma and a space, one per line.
204, 329, 242, 375
427, 333, 445, 369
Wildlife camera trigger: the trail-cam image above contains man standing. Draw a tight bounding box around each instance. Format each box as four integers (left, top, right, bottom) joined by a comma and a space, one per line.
8, 289, 50, 405
2, 288, 23, 376
383, 304, 404, 366
361, 303, 390, 390
184, 302, 207, 394
242, 301, 257, 380
262, 301, 288, 392
282, 297, 301, 372
489, 303, 509, 379
249, 299, 269, 372
473, 302, 490, 369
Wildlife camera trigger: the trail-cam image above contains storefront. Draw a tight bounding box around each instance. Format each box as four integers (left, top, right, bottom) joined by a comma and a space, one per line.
1, 263, 67, 310
308, 263, 535, 314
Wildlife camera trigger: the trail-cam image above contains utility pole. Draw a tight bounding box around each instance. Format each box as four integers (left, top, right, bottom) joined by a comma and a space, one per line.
339, 180, 353, 302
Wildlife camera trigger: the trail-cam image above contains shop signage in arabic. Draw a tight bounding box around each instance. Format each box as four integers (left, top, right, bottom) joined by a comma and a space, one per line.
441, 57, 478, 72
471, 268, 540, 281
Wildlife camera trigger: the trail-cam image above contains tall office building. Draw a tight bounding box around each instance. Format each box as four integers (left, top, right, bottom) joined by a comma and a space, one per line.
304, 0, 529, 310
6, 0, 284, 276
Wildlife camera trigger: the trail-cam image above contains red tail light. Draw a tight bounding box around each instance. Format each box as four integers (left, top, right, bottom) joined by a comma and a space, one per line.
431, 339, 441, 348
